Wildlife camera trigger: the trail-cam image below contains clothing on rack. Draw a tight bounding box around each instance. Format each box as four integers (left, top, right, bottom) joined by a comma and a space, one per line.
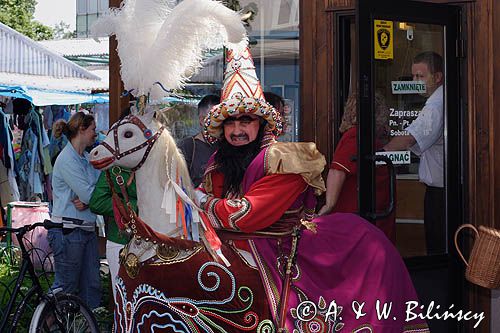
0, 108, 20, 204
16, 106, 52, 201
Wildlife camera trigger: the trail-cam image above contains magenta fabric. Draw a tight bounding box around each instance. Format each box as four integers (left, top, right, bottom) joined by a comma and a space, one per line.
241, 148, 428, 332
252, 214, 428, 332
241, 148, 266, 191
242, 148, 316, 211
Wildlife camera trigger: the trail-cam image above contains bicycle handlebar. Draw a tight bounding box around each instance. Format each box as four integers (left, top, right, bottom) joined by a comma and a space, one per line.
0, 219, 63, 236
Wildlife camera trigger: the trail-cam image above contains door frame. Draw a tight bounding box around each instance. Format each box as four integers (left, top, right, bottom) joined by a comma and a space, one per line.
356, 0, 462, 236
355, 0, 465, 330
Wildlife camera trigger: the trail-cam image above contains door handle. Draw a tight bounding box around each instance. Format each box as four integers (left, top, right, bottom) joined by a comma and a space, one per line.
371, 154, 395, 219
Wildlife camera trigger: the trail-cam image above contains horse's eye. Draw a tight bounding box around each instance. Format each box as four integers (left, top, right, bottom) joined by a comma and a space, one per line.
124, 131, 133, 138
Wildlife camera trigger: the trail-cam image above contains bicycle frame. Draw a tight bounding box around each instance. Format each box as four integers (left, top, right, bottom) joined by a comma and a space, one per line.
0, 225, 46, 332
0, 220, 100, 333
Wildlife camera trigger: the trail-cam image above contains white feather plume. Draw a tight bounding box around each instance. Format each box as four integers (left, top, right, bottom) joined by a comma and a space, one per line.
91, 0, 247, 100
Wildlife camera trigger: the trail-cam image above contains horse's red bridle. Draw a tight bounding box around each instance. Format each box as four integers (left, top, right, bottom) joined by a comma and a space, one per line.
101, 115, 165, 171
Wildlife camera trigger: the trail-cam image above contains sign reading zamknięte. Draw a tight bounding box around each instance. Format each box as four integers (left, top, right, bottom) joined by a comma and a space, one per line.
391, 81, 426, 94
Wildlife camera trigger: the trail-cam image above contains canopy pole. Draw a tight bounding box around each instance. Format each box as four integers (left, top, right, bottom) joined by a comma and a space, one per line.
109, 0, 129, 125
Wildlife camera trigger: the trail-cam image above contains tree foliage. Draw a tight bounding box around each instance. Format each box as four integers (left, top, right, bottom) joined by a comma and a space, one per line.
222, 0, 241, 11
53, 21, 76, 39
0, 0, 53, 40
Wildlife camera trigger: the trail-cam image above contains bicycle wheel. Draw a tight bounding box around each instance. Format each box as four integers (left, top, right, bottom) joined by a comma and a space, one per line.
10, 287, 40, 332
29, 293, 99, 333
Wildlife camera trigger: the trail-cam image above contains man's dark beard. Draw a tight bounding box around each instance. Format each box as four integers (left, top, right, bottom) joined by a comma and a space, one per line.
215, 126, 265, 197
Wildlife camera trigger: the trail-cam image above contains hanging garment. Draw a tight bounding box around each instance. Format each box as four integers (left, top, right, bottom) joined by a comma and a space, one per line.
12, 98, 31, 130
42, 106, 53, 132
11, 126, 22, 160
0, 162, 18, 204
17, 108, 52, 200
17, 128, 43, 200
0, 109, 20, 202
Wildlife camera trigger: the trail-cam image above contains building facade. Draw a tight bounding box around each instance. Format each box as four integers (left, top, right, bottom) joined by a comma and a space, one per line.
76, 0, 109, 37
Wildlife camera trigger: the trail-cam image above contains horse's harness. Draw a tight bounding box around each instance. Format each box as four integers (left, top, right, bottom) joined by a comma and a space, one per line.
101, 115, 165, 172
104, 165, 204, 277
108, 162, 314, 332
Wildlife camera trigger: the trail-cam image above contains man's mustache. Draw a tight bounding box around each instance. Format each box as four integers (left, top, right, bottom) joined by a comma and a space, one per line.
231, 134, 248, 140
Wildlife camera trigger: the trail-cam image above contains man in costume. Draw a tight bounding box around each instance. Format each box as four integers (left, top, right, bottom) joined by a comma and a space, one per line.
89, 0, 429, 330
195, 47, 430, 332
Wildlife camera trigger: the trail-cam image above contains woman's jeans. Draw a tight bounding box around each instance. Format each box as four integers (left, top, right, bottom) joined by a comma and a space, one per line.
48, 228, 101, 309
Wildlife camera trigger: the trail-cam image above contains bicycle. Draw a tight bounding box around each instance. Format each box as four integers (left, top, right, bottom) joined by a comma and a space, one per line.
0, 219, 99, 333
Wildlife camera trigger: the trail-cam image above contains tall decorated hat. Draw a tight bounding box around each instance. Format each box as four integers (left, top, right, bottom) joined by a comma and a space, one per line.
203, 48, 283, 143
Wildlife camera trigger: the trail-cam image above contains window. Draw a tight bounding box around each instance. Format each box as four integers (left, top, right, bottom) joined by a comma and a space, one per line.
88, 0, 98, 14
245, 0, 300, 141
77, 0, 87, 15
87, 14, 99, 29
76, 15, 88, 37
336, 14, 449, 258
99, 0, 109, 13
272, 0, 299, 30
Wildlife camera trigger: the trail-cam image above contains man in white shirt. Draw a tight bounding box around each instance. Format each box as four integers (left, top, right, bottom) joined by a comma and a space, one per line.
384, 51, 445, 255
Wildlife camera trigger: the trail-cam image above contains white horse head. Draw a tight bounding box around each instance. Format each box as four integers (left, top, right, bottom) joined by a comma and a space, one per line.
90, 112, 195, 237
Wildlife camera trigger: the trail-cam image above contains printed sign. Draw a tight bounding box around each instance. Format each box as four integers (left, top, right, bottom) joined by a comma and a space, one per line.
391, 81, 426, 94
376, 151, 411, 165
374, 20, 393, 60
388, 108, 420, 137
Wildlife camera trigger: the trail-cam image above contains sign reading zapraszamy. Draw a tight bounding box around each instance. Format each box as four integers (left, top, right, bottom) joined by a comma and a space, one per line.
391, 81, 426, 94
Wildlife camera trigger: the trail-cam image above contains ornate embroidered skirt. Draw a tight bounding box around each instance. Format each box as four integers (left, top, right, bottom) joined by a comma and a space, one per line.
113, 242, 272, 333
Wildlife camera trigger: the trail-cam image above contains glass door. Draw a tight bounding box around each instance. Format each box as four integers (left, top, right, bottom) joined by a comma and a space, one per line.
356, 0, 462, 331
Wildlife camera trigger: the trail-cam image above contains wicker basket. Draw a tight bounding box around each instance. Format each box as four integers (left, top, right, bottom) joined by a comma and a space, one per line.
454, 224, 500, 289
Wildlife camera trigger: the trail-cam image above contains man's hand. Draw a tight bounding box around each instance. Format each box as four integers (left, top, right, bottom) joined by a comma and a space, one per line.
72, 197, 88, 211
317, 204, 333, 216
384, 134, 416, 151
194, 189, 211, 209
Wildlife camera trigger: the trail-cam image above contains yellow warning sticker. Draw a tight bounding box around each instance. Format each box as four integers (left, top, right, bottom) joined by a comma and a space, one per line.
374, 20, 393, 60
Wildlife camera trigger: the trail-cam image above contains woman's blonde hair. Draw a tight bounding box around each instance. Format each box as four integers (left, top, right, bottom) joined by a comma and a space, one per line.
339, 91, 390, 141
